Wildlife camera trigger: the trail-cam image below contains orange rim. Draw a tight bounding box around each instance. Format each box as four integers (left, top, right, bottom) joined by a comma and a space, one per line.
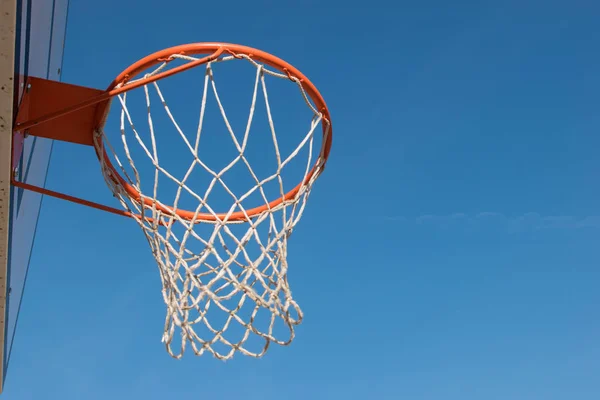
93, 43, 332, 222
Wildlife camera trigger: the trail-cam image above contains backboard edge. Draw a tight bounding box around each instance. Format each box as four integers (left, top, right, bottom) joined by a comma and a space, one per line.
0, 0, 18, 394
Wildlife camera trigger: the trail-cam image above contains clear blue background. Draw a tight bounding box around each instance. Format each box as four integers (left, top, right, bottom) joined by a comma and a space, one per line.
5, 0, 600, 398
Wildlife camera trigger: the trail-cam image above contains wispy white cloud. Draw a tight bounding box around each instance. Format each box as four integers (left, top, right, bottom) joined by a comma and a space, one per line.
384, 212, 600, 231
385, 215, 407, 222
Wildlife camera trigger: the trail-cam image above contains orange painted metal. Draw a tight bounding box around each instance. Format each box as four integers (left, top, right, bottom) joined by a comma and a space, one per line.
10, 180, 165, 226
12, 43, 333, 223
15, 77, 103, 146
12, 180, 133, 218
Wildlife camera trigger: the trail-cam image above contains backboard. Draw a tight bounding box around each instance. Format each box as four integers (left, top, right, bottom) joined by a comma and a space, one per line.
0, 0, 69, 393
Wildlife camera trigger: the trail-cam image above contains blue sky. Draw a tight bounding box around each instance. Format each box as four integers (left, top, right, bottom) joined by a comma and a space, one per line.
5, 0, 600, 398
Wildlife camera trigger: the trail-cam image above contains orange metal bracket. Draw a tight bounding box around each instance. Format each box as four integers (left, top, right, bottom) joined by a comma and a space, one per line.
10, 77, 137, 220
14, 77, 104, 146
11, 180, 134, 219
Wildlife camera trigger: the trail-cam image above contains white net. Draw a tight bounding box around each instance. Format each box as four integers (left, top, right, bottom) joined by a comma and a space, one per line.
93, 51, 330, 360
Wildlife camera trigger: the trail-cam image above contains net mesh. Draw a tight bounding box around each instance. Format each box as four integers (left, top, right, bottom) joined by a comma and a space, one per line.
93, 52, 330, 360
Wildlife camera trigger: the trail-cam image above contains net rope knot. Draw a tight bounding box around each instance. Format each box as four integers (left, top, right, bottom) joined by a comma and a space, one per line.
93, 50, 331, 360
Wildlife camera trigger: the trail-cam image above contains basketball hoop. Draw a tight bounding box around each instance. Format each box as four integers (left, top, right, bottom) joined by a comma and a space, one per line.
12, 43, 332, 359
94, 43, 331, 223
